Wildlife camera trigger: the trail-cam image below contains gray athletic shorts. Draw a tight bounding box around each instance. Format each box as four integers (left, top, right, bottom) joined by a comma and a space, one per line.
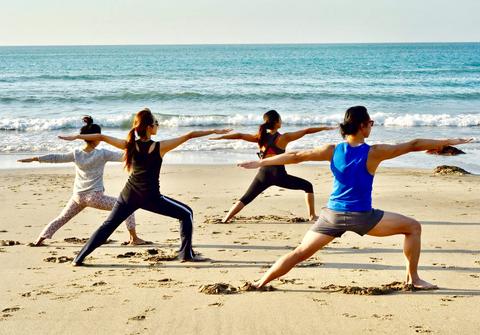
310, 207, 384, 238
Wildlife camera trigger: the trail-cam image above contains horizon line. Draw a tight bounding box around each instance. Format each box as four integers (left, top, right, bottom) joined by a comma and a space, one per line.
1, 41, 479, 48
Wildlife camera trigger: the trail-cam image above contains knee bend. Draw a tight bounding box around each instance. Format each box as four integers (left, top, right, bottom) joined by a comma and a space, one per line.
291, 248, 310, 263
304, 183, 314, 194
239, 196, 252, 206
408, 219, 422, 236
180, 211, 193, 223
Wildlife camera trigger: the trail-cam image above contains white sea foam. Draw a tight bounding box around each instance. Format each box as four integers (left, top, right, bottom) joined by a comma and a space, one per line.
1, 112, 479, 131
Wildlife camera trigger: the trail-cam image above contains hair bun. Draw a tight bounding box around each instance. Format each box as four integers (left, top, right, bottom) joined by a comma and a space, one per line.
82, 115, 93, 126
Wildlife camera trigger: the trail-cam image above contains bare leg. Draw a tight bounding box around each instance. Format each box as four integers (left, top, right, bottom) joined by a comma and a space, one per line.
367, 211, 437, 289
127, 228, 147, 245
305, 193, 317, 221
255, 231, 335, 288
222, 201, 245, 223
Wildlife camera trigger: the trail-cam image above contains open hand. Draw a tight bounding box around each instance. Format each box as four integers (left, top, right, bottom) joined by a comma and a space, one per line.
213, 128, 232, 135
58, 135, 78, 141
17, 157, 37, 163
449, 138, 474, 145
237, 161, 261, 169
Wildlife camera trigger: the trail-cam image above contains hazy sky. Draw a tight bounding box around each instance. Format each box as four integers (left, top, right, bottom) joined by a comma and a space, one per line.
1, 0, 479, 46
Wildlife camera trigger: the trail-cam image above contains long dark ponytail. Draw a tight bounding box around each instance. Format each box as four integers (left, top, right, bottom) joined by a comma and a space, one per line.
339, 106, 370, 138
125, 108, 155, 171
257, 110, 281, 147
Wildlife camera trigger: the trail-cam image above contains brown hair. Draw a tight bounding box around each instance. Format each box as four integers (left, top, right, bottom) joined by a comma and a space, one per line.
257, 110, 281, 147
80, 116, 101, 145
339, 106, 370, 138
125, 108, 155, 171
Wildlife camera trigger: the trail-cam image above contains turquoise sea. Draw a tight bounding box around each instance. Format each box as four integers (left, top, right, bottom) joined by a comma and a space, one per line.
0, 43, 479, 171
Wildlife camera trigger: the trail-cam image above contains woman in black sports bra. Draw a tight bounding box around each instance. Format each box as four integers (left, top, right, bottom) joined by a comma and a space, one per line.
59, 108, 230, 265
211, 110, 335, 223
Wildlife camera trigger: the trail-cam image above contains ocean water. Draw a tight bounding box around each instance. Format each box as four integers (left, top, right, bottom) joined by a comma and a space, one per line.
1, 43, 479, 172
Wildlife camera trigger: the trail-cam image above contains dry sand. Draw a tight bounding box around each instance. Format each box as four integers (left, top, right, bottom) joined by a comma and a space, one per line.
0, 164, 479, 334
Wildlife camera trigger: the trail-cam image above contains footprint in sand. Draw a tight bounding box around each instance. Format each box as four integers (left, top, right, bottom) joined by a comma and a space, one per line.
312, 298, 328, 305
369, 257, 383, 263
92, 281, 107, 287
0, 240, 21, 246
372, 314, 394, 320
1, 306, 21, 319
43, 256, 73, 263
134, 278, 176, 289
2, 307, 20, 313
410, 325, 432, 333
128, 308, 156, 323
199, 282, 276, 295
321, 282, 413, 295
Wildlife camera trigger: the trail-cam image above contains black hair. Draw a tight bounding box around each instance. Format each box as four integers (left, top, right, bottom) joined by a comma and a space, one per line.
339, 106, 370, 138
80, 115, 102, 135
257, 110, 281, 147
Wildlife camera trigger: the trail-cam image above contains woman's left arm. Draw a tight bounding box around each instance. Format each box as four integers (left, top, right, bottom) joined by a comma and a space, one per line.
282, 126, 337, 143
160, 129, 231, 157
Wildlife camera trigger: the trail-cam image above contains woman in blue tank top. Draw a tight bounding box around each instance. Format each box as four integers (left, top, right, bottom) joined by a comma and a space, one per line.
239, 106, 472, 290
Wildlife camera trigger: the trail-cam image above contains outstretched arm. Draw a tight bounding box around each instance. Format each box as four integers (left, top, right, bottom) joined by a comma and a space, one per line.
238, 144, 335, 169
209, 133, 258, 143
370, 138, 473, 162
58, 134, 127, 150
282, 126, 337, 143
18, 152, 75, 164
160, 128, 231, 156
367, 138, 473, 173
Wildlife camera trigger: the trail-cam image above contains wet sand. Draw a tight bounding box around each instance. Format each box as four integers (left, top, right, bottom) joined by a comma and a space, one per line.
0, 164, 479, 334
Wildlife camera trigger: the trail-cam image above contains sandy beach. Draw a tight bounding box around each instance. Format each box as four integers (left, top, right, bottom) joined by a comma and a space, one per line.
0, 164, 479, 334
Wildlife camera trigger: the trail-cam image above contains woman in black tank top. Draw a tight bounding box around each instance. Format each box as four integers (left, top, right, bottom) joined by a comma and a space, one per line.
210, 109, 335, 223
59, 108, 230, 265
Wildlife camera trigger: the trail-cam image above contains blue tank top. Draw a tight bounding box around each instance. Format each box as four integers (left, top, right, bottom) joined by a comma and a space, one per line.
327, 142, 373, 212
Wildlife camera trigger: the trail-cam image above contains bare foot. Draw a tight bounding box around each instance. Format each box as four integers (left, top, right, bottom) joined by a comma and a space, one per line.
71, 260, 83, 267
252, 280, 262, 288
128, 238, 151, 246
30, 237, 46, 246
28, 241, 46, 247
410, 278, 438, 290
309, 215, 319, 222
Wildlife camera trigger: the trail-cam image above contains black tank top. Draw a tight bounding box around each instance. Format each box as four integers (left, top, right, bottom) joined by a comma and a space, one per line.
125, 140, 162, 195
258, 132, 285, 159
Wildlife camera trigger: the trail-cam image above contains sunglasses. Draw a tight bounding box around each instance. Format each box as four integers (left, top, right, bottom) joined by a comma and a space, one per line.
151, 120, 159, 126
368, 120, 375, 126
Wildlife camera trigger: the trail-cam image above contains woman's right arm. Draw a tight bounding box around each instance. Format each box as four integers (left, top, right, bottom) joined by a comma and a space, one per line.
209, 133, 258, 142
238, 144, 335, 169
58, 134, 127, 150
18, 152, 74, 164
